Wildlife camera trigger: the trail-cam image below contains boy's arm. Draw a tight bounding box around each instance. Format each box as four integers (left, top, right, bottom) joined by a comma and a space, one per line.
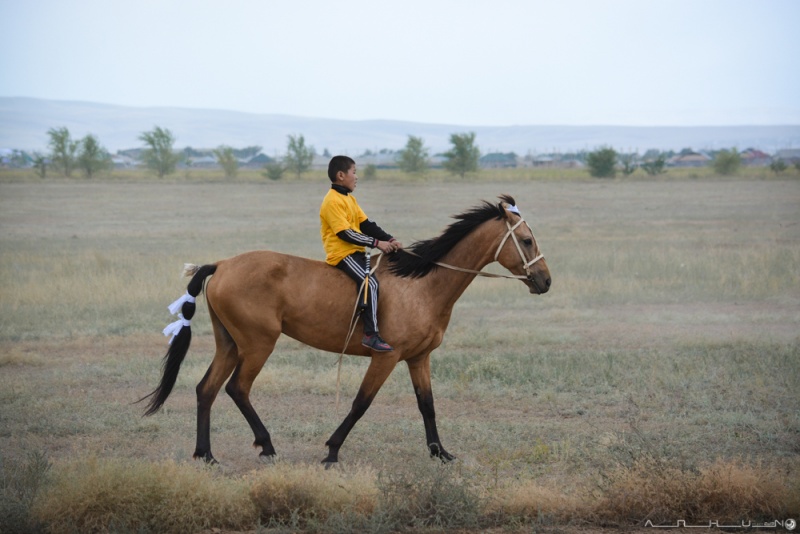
360, 219, 395, 244
335, 219, 395, 248
337, 228, 379, 248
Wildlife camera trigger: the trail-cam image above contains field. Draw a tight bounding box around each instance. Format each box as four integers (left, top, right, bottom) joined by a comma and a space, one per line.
1, 170, 799, 532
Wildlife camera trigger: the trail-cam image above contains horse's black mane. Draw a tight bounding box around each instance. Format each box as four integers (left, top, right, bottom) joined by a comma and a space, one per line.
387, 195, 515, 278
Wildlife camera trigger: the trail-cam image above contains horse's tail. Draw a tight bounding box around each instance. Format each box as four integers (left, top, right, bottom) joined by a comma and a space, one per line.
140, 263, 218, 416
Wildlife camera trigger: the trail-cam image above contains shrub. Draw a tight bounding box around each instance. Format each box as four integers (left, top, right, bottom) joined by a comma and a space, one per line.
770, 159, 787, 175
713, 148, 741, 175
641, 155, 667, 176
587, 147, 618, 178
363, 163, 377, 179
262, 161, 286, 181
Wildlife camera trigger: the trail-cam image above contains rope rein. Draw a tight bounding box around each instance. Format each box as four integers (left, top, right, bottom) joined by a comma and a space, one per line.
408, 214, 545, 280
335, 253, 383, 410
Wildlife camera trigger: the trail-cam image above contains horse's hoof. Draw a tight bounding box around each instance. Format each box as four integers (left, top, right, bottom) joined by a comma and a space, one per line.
321, 454, 338, 469
194, 451, 218, 465
429, 443, 456, 463
259, 453, 277, 464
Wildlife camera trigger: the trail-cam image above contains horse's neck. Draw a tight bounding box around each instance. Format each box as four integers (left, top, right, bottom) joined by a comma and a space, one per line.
422, 222, 501, 309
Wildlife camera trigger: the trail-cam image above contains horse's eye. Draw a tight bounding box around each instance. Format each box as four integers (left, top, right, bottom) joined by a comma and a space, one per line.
523, 238, 533, 246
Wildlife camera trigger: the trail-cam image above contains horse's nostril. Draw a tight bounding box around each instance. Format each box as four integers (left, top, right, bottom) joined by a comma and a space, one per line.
545, 278, 551, 287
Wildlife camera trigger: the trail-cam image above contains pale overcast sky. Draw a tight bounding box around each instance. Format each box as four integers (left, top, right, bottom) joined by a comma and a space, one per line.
1, 0, 798, 126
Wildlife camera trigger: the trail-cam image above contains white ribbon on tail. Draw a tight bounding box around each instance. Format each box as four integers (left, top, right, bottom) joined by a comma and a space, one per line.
163, 313, 191, 344
167, 292, 196, 315
163, 292, 196, 344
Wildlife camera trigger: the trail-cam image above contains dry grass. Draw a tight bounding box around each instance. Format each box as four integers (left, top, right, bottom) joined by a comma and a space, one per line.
32, 457, 257, 533
1, 173, 798, 531
594, 458, 799, 527
248, 462, 378, 524
12, 455, 796, 532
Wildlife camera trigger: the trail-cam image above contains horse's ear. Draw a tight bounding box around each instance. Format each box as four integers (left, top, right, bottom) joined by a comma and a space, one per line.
497, 194, 516, 219
497, 201, 511, 219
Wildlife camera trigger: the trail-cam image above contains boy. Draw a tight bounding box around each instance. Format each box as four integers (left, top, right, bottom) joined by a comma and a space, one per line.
320, 155, 402, 352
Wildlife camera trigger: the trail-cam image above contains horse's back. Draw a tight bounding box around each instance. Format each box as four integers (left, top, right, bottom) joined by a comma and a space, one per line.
204, 250, 367, 352
206, 250, 334, 303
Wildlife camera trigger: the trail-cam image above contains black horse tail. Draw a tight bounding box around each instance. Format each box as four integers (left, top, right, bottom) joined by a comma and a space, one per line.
140, 263, 218, 416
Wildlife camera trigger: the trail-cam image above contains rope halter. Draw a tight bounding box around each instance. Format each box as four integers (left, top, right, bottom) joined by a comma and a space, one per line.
493, 205, 545, 279
378, 203, 545, 283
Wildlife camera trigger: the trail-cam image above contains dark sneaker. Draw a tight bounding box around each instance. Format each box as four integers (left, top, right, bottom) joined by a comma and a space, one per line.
362, 334, 394, 352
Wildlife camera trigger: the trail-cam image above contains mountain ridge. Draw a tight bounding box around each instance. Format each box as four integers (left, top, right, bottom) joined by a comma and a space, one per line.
2, 97, 798, 155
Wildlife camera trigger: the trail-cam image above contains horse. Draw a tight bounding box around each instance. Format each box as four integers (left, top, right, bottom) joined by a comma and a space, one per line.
140, 194, 551, 465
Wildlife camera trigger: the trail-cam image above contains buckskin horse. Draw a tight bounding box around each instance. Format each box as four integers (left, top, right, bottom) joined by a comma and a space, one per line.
141, 195, 551, 465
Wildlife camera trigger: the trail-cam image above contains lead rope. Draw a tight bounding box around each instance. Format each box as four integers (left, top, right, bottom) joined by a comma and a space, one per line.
335, 253, 383, 411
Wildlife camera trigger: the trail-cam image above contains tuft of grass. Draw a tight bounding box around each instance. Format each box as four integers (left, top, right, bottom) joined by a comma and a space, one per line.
593, 458, 799, 527
32, 457, 257, 533
0, 451, 51, 534
0, 346, 48, 367
486, 479, 590, 526
375, 462, 485, 530
247, 461, 378, 525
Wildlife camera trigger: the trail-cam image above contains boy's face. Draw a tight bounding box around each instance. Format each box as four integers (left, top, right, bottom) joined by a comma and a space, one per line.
337, 164, 358, 192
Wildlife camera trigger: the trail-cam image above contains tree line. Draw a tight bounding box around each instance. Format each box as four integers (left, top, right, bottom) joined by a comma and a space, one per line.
25, 126, 484, 180
16, 126, 796, 180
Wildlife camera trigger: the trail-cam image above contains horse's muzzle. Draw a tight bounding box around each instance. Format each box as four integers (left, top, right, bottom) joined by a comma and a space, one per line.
526, 271, 551, 294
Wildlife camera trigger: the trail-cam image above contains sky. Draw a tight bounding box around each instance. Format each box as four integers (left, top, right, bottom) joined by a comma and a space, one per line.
1, 0, 798, 127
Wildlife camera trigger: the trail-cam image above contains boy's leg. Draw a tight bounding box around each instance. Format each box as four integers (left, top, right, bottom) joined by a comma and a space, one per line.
337, 253, 379, 335
336, 253, 392, 352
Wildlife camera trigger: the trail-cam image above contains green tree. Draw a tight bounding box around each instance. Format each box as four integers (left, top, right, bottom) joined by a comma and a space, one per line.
77, 134, 112, 178
397, 135, 429, 174
213, 145, 238, 179
47, 126, 78, 177
713, 148, 741, 176
769, 159, 787, 175
139, 126, 180, 178
363, 164, 377, 179
262, 161, 286, 181
641, 154, 667, 176
443, 132, 480, 177
32, 152, 47, 178
587, 147, 618, 178
284, 134, 315, 178
619, 153, 637, 176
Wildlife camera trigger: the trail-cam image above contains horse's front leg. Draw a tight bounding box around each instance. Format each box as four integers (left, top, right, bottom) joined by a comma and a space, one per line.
407, 353, 455, 462
323, 355, 398, 465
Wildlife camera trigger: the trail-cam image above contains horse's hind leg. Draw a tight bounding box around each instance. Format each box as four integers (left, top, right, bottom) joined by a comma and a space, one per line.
225, 334, 279, 459
195, 320, 239, 464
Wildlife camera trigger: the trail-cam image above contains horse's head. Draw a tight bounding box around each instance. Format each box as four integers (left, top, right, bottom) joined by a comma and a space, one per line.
494, 196, 551, 294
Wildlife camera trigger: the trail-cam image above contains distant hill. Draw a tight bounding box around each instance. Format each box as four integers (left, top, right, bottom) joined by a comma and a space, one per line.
1, 97, 799, 155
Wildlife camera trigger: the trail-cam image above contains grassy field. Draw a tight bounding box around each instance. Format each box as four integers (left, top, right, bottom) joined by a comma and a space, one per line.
1, 169, 798, 532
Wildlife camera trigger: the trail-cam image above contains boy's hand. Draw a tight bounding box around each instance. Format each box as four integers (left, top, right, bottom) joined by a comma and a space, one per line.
377, 240, 402, 253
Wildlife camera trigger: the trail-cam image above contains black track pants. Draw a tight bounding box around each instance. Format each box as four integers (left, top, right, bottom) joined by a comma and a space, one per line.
336, 252, 380, 336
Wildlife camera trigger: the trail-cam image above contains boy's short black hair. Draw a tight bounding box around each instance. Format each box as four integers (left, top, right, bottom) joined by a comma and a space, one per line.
328, 155, 355, 182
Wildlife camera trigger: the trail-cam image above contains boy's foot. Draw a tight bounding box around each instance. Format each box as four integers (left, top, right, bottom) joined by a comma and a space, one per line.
362, 334, 394, 352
